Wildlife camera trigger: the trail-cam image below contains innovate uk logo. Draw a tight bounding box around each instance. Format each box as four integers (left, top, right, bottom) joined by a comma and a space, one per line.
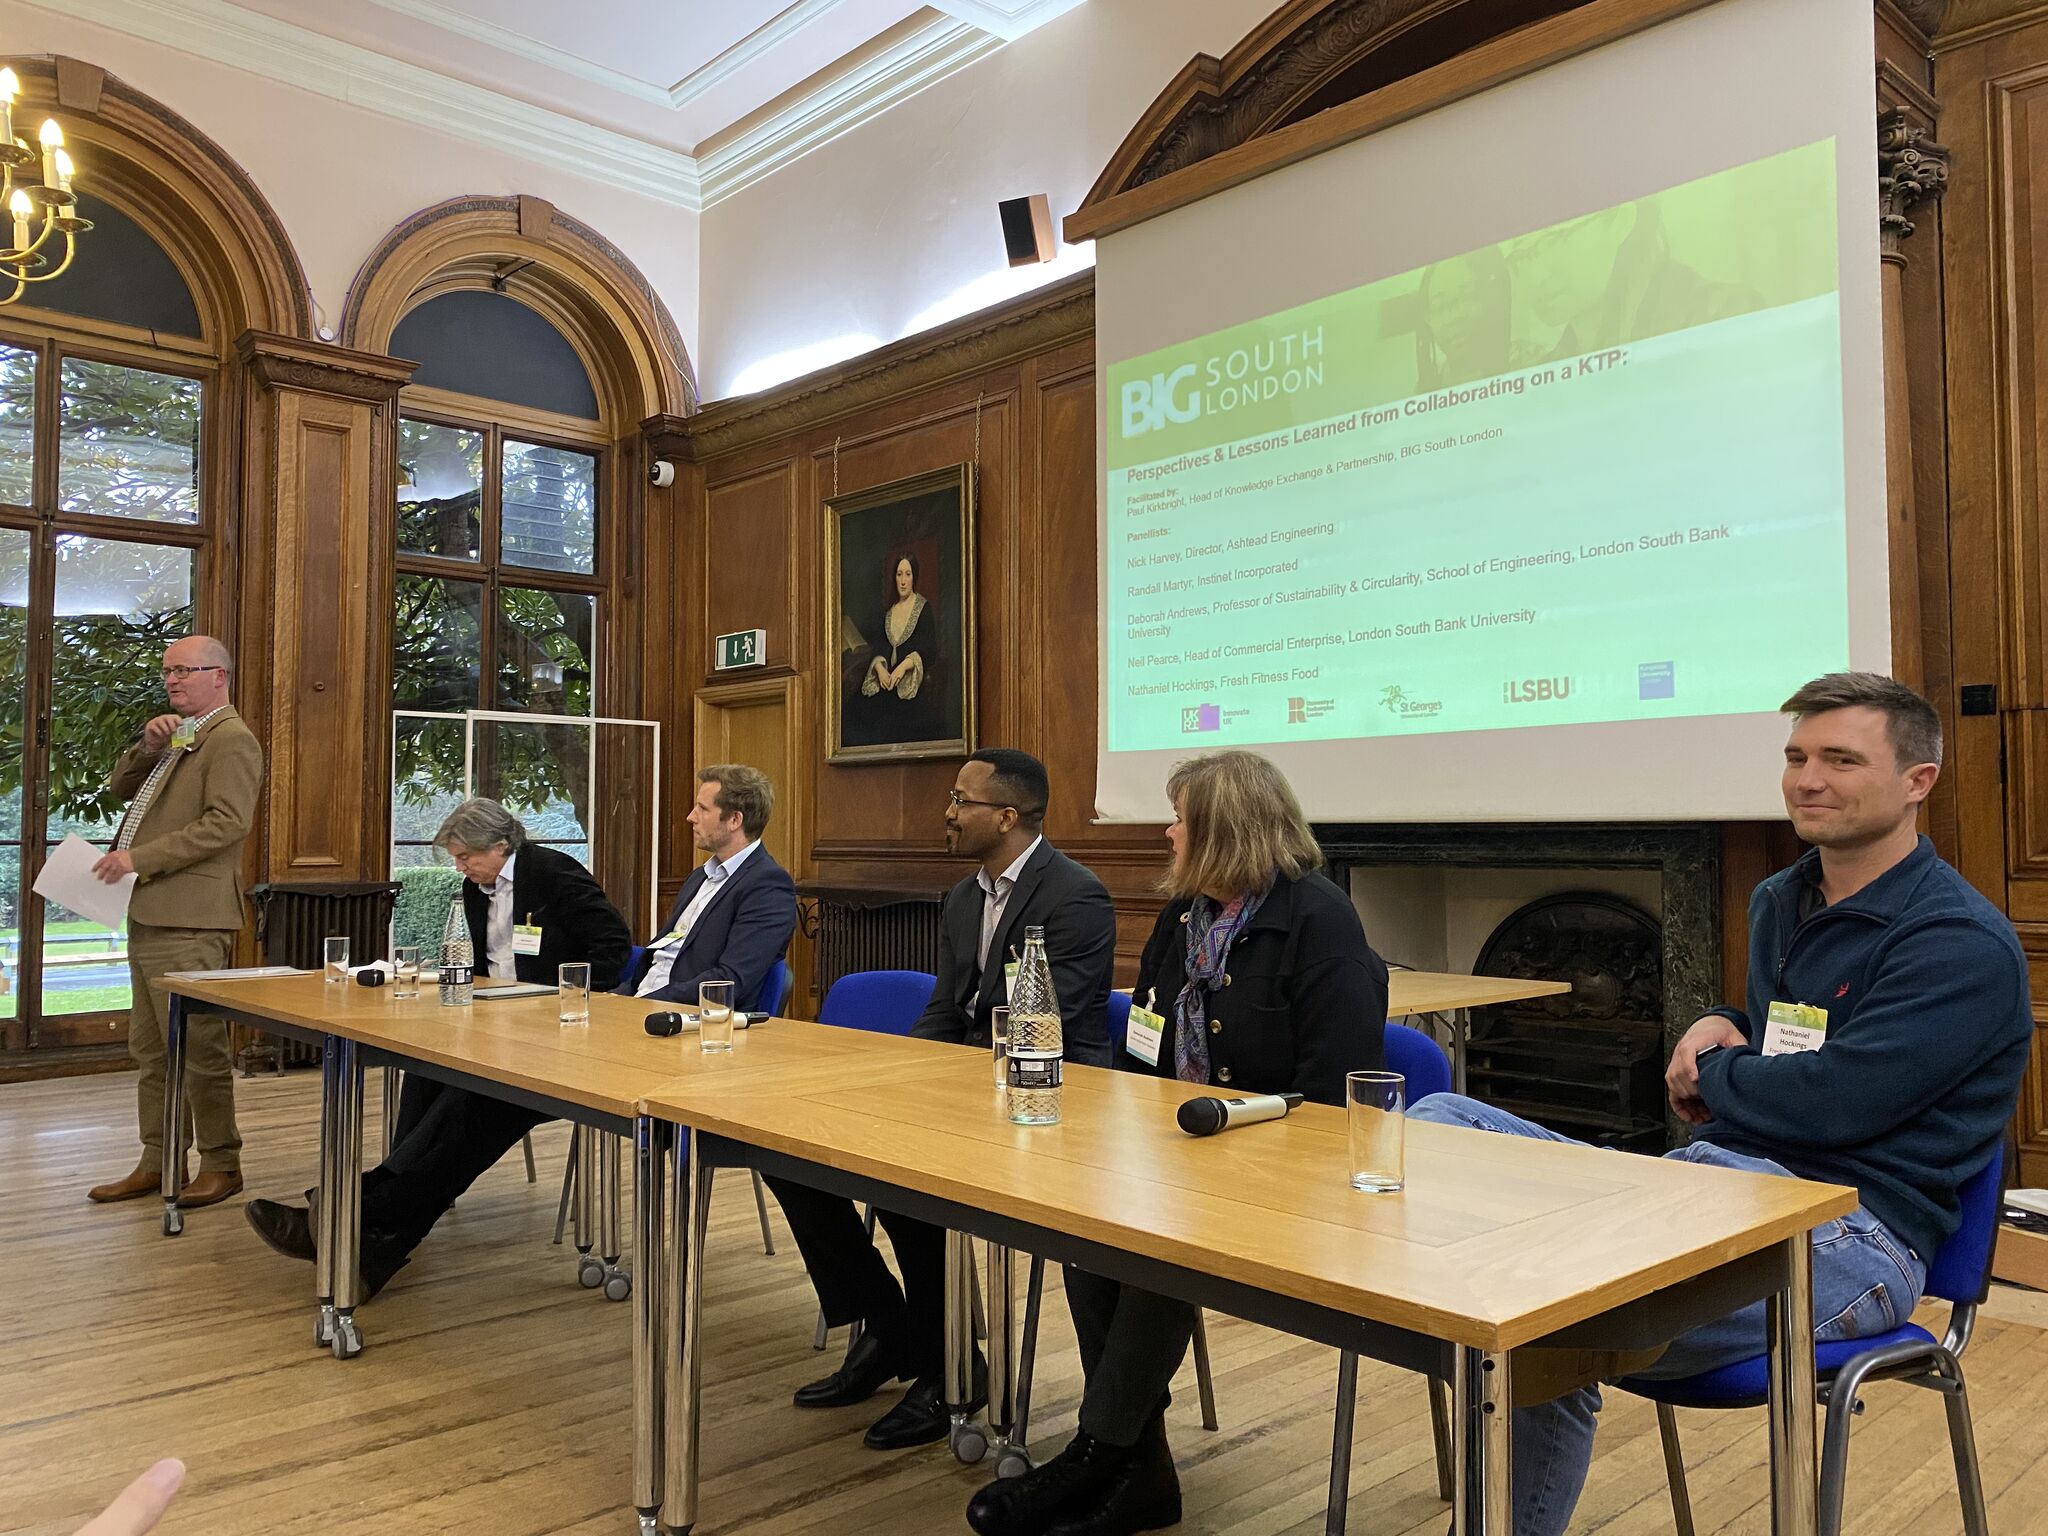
1181, 703, 1221, 733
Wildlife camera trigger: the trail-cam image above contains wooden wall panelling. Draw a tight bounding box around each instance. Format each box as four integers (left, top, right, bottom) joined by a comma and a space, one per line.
680, 278, 1168, 986
639, 417, 696, 924
1936, 10, 2048, 1178
237, 333, 412, 882
701, 459, 800, 677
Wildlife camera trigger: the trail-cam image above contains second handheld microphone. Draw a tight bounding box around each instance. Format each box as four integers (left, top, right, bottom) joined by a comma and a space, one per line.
1175, 1091, 1305, 1137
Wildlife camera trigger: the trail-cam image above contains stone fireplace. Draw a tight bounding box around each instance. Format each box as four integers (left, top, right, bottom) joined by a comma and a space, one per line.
1321, 823, 1720, 1150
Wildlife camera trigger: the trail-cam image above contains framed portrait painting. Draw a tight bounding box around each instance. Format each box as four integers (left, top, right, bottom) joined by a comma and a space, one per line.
825, 464, 977, 763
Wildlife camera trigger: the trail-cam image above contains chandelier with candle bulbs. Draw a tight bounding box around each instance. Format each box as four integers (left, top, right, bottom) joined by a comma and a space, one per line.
0, 68, 89, 304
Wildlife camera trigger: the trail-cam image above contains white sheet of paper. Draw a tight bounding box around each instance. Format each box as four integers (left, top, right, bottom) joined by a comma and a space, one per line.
34, 833, 135, 928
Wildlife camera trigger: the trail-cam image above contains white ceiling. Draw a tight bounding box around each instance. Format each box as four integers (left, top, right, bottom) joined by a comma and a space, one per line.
230, 0, 1087, 154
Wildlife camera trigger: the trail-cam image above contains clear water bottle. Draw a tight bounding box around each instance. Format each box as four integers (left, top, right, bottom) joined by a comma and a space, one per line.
438, 898, 473, 1006
1006, 925, 1062, 1124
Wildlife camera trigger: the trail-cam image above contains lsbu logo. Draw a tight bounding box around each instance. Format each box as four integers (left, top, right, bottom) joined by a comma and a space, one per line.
1120, 364, 1200, 437
1504, 676, 1573, 703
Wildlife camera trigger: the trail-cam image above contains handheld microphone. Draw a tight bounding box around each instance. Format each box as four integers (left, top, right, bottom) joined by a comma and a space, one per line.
645, 1011, 687, 1037
1176, 1092, 1304, 1137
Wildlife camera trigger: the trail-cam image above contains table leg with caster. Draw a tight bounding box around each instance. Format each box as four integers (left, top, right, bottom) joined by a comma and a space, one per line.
330, 1035, 366, 1359
632, 1116, 670, 1536
660, 1129, 710, 1535
997, 1253, 1046, 1479
159, 993, 188, 1237
1452, 1346, 1511, 1535
946, 1228, 988, 1463
313, 1036, 339, 1349
600, 1131, 631, 1302
575, 1122, 603, 1291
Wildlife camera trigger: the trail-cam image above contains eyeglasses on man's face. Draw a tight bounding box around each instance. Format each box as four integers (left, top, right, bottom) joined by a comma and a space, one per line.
947, 789, 1011, 811
160, 665, 225, 680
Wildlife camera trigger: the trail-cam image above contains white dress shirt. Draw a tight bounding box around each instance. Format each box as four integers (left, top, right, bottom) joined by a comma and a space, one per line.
976, 835, 1042, 971
636, 839, 761, 999
476, 851, 519, 981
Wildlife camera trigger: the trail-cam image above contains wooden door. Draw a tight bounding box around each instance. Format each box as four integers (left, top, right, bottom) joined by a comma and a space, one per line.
694, 676, 811, 1013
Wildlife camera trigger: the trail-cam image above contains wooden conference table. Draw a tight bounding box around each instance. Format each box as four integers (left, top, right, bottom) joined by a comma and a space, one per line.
158, 973, 1849, 1536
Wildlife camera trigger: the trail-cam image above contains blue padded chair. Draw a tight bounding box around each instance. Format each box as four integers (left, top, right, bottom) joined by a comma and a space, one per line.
1617, 1145, 2004, 1536
754, 956, 793, 1016
820, 968, 936, 1034
808, 970, 939, 1347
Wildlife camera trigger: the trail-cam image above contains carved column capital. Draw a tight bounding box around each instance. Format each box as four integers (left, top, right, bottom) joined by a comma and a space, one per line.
235, 330, 417, 403
1878, 108, 1950, 257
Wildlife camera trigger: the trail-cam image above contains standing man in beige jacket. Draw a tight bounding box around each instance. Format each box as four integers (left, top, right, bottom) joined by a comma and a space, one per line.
86, 635, 264, 1211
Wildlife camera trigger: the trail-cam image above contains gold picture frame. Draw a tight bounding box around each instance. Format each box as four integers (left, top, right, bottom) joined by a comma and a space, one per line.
824, 463, 977, 764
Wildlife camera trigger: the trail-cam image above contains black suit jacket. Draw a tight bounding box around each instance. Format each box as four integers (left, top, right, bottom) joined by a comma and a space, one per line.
619, 845, 797, 1006
461, 843, 632, 992
1130, 869, 1387, 1105
910, 839, 1115, 1067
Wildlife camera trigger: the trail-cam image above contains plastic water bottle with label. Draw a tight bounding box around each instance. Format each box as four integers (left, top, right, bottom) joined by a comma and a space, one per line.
1006, 925, 1062, 1125
438, 898, 473, 1006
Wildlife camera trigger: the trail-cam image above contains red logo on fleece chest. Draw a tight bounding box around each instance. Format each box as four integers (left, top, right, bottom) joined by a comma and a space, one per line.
1834, 983, 1850, 998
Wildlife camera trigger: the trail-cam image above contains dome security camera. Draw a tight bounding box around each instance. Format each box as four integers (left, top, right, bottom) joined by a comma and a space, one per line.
649, 459, 676, 489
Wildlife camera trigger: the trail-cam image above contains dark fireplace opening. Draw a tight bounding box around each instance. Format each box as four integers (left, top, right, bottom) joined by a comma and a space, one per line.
1466, 890, 1666, 1152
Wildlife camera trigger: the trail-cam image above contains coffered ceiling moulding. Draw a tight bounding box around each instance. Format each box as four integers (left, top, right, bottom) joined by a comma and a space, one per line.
697, 13, 1001, 205
929, 0, 1086, 41
18, 0, 706, 206
358, 0, 857, 110
24, 0, 1016, 214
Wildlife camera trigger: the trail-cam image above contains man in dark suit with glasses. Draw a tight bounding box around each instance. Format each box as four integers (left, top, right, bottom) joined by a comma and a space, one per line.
767, 748, 1116, 1451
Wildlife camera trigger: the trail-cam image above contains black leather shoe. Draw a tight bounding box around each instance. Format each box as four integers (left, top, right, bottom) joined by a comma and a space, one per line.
245, 1198, 316, 1263
794, 1329, 908, 1409
967, 1430, 1134, 1536
1046, 1417, 1181, 1535
864, 1371, 987, 1451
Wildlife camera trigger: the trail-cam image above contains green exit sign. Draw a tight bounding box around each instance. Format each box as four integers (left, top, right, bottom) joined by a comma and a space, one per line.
714, 629, 765, 670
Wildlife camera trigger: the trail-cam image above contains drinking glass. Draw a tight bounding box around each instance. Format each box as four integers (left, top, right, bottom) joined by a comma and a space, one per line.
991, 1005, 1010, 1092
559, 962, 591, 1027
698, 979, 735, 1052
392, 945, 422, 1000
1347, 1070, 1406, 1192
324, 935, 350, 985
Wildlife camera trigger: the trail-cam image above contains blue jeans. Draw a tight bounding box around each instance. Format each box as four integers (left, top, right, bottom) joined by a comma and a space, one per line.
1406, 1094, 1925, 1536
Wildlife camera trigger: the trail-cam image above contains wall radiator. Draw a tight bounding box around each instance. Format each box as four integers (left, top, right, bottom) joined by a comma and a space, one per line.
809, 892, 944, 997
238, 881, 401, 1072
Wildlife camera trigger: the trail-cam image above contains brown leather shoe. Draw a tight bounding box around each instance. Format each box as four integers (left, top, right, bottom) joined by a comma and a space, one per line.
88, 1164, 173, 1203
176, 1170, 245, 1209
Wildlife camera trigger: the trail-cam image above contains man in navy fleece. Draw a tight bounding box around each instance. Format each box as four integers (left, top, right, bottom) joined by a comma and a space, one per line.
1410, 671, 2031, 1536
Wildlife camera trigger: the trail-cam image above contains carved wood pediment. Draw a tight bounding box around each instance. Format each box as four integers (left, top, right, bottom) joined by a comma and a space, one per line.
1078, 0, 1949, 224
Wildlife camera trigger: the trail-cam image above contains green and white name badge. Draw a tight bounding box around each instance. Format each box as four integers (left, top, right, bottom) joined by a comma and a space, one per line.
1762, 999, 1828, 1057
511, 923, 544, 957
1004, 960, 1018, 1003
1126, 995, 1166, 1067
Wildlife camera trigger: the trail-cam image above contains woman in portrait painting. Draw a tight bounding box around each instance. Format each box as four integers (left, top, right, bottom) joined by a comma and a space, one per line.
862, 553, 936, 707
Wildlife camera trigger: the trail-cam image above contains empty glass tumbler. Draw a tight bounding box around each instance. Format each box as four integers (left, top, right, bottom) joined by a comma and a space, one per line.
1347, 1070, 1406, 1192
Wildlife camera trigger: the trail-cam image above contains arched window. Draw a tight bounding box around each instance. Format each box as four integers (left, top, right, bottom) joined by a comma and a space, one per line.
389, 289, 607, 871
0, 192, 214, 1048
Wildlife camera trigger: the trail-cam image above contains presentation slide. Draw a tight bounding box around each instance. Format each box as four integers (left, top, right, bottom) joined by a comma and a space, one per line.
1103, 142, 1848, 757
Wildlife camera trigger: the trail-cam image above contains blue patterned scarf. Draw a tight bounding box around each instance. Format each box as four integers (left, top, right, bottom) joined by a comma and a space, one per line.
1174, 891, 1262, 1083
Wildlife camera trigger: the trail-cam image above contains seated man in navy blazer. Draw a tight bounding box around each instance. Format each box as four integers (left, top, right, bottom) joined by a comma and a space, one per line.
768, 749, 1115, 1452
243, 767, 794, 1300
390, 796, 634, 1145
621, 762, 797, 1009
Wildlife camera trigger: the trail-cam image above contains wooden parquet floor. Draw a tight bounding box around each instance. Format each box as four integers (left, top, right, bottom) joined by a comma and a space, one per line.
5, 1070, 2048, 1535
